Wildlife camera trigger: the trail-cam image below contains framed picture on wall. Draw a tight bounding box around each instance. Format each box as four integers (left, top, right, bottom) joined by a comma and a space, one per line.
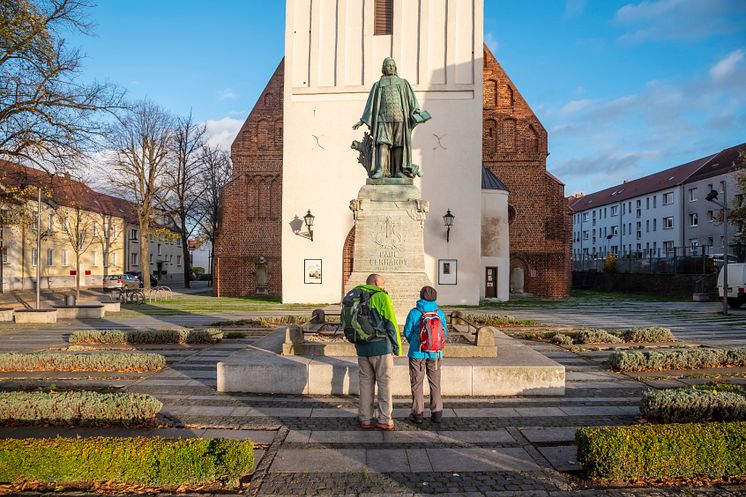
304, 259, 322, 284
438, 259, 457, 285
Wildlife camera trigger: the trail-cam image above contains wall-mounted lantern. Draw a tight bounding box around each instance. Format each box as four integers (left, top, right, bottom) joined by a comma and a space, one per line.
443, 209, 454, 242
303, 209, 315, 242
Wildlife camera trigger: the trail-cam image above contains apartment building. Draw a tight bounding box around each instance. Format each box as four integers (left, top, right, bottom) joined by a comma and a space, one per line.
0, 160, 184, 291
570, 143, 745, 261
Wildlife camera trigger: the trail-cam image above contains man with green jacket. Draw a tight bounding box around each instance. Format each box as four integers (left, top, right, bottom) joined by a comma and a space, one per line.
353, 274, 401, 430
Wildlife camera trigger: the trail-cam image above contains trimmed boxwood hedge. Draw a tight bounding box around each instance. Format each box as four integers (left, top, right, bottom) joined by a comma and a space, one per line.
575, 328, 622, 344
69, 328, 223, 345
608, 347, 746, 371
0, 437, 253, 486
0, 391, 162, 425
622, 326, 675, 343
0, 352, 165, 372
576, 422, 746, 481
641, 387, 746, 422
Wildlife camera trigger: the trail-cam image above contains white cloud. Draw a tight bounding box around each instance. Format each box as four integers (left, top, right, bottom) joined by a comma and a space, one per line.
545, 50, 746, 193
559, 99, 596, 116
563, 0, 587, 19
710, 49, 745, 80
204, 117, 243, 150
614, 0, 745, 43
217, 88, 239, 100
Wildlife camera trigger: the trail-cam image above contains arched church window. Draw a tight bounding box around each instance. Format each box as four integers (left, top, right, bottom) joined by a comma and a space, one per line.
499, 85, 514, 109
485, 119, 498, 157
503, 118, 516, 151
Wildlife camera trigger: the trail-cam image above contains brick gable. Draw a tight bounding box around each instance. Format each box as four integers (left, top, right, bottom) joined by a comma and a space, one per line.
213, 61, 284, 296
482, 45, 571, 297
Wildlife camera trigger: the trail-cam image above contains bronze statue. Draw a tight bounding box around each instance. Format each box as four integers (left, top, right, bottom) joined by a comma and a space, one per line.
352, 57, 430, 179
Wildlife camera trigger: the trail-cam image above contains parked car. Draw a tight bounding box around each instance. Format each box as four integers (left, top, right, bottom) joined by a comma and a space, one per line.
125, 271, 158, 287
103, 274, 139, 292
717, 263, 746, 309
710, 254, 738, 268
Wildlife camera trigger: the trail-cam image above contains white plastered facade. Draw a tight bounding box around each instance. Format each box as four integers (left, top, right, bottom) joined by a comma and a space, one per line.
282, 0, 493, 305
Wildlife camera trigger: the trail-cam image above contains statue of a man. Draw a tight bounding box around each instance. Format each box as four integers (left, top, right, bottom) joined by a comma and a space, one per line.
353, 57, 430, 179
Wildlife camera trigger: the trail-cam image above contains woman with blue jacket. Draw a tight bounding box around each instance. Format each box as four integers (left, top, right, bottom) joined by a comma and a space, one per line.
403, 286, 447, 424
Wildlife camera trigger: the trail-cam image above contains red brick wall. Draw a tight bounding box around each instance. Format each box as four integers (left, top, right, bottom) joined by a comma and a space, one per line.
213, 61, 284, 296
482, 46, 571, 297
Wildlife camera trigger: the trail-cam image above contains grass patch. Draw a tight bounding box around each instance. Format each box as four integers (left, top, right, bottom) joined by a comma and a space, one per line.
608, 347, 746, 372
120, 293, 320, 317
0, 391, 162, 426
641, 387, 746, 422
0, 437, 253, 486
225, 331, 248, 339
576, 422, 746, 481
0, 352, 165, 372
69, 329, 222, 345
209, 316, 309, 328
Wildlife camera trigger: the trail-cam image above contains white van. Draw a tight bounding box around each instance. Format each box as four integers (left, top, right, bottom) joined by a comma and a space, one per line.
717, 263, 746, 309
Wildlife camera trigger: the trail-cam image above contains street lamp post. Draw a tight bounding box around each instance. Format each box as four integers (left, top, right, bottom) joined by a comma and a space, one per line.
706, 185, 728, 316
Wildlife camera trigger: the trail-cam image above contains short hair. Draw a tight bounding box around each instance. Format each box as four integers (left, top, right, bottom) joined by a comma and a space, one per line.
366, 273, 383, 286
381, 57, 397, 75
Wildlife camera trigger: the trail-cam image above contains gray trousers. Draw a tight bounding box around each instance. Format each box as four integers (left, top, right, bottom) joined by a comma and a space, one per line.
358, 354, 394, 424
409, 358, 443, 415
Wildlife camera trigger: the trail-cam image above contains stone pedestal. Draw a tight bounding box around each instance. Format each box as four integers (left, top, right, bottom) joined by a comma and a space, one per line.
345, 181, 433, 324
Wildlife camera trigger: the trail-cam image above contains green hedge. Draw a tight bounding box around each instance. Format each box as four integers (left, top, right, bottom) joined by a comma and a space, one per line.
463, 313, 537, 326
608, 347, 746, 371
0, 352, 165, 372
70, 328, 223, 345
0, 391, 162, 425
0, 437, 253, 486
641, 388, 746, 422
622, 326, 675, 343
575, 328, 623, 344
576, 422, 746, 481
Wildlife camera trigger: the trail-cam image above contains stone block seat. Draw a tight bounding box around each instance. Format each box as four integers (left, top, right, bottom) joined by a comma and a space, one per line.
0, 308, 14, 322
52, 304, 106, 320
217, 327, 564, 396
14, 309, 58, 324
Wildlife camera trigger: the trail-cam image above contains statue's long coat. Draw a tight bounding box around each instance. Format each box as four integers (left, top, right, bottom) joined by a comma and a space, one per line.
359, 75, 420, 176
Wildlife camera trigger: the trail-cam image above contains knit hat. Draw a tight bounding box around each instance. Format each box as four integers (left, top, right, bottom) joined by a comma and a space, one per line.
420, 286, 437, 301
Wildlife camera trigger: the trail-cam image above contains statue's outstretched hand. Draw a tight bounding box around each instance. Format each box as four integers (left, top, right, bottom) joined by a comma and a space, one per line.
352, 120, 364, 130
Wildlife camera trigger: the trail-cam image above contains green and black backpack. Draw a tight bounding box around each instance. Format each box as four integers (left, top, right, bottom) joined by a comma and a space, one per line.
341, 288, 386, 343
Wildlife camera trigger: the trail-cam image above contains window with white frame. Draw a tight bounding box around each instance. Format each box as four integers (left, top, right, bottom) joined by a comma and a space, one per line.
46, 248, 53, 266
663, 217, 674, 229
663, 192, 674, 205
689, 238, 699, 248
61, 250, 68, 266
92, 251, 98, 266
688, 188, 697, 201
664, 240, 674, 253
176, 255, 181, 266
111, 252, 117, 266
708, 210, 714, 222
31, 248, 38, 266
610, 205, 618, 216
583, 231, 589, 240
130, 228, 139, 241
130, 252, 138, 266
653, 218, 657, 231
92, 222, 98, 237
689, 213, 698, 226
582, 212, 589, 222
611, 226, 618, 235
47, 213, 54, 231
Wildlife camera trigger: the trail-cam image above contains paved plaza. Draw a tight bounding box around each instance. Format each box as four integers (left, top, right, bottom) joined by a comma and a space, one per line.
0, 295, 744, 496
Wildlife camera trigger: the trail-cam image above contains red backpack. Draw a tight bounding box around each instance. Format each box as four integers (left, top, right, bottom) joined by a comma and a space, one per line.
418, 311, 445, 353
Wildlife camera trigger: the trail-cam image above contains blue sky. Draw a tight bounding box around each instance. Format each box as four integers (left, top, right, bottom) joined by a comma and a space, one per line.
67, 0, 746, 195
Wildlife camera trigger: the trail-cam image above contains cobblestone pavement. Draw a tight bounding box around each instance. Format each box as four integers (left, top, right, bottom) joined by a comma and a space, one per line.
0, 299, 745, 495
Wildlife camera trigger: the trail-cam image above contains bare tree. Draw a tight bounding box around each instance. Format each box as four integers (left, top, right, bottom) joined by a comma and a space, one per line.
0, 0, 124, 170
93, 211, 122, 279
107, 100, 173, 289
160, 112, 206, 288
195, 146, 232, 283
57, 203, 95, 299
0, 177, 35, 293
